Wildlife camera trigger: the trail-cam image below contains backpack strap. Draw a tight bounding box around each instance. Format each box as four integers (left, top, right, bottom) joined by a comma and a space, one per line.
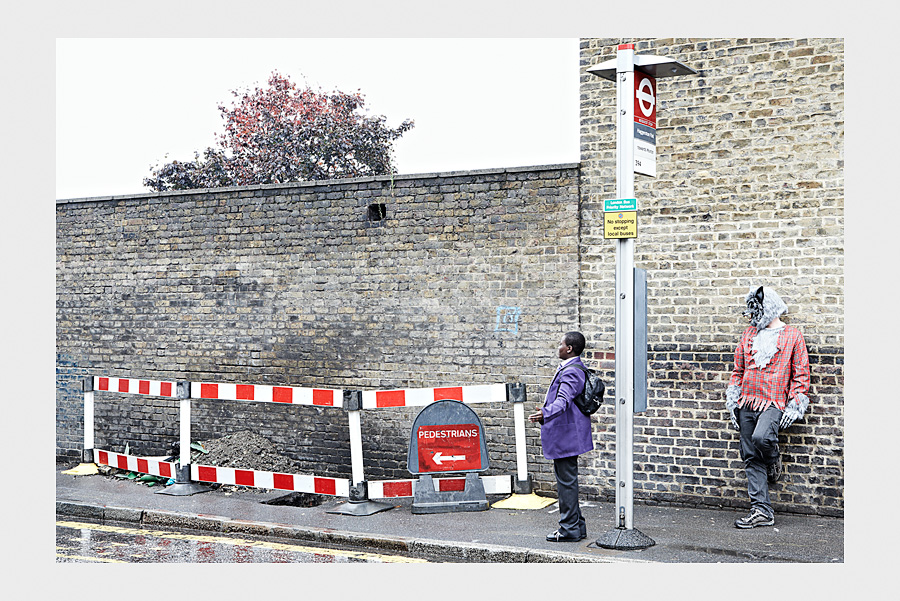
553, 362, 588, 405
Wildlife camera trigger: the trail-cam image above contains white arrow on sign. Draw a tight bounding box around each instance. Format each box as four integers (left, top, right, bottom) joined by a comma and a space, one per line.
433, 452, 465, 465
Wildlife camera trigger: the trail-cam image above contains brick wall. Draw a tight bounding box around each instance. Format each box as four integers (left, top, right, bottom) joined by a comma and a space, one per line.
578, 38, 843, 516
56, 166, 582, 484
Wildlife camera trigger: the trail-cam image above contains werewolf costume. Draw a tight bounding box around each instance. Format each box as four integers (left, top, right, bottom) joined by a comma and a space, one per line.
726, 286, 810, 529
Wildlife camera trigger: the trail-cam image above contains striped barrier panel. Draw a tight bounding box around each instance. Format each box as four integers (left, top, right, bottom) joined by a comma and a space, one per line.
368, 475, 511, 499
92, 450, 506, 499
191, 382, 344, 408
94, 376, 180, 397
361, 384, 507, 409
191, 464, 349, 497
93, 449, 349, 496
94, 449, 177, 479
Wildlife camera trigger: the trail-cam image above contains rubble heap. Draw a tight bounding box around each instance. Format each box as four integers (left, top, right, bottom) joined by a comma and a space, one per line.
190, 431, 303, 474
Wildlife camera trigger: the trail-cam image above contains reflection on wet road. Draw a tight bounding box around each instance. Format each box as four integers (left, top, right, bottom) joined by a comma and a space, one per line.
56, 520, 429, 563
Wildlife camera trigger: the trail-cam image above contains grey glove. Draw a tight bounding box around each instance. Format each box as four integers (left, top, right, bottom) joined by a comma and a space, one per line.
725, 385, 741, 431
780, 393, 809, 429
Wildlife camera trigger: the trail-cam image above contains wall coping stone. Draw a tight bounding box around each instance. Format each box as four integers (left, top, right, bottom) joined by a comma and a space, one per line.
55, 163, 582, 205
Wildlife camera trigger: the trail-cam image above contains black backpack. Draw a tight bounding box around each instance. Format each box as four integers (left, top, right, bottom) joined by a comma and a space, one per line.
557, 363, 606, 416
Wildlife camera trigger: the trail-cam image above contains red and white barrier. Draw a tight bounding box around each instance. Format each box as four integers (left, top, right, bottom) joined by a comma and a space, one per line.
361, 384, 506, 409
94, 376, 179, 397
93, 449, 349, 496
81, 374, 530, 506
94, 449, 176, 479
368, 475, 511, 499
192, 382, 343, 407
191, 464, 349, 497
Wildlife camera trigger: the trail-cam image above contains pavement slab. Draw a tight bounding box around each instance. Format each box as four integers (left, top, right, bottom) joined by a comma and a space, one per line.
56, 469, 843, 563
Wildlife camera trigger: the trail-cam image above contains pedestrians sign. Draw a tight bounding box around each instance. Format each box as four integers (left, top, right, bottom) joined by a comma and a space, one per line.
407, 399, 490, 513
407, 399, 489, 475
415, 425, 482, 472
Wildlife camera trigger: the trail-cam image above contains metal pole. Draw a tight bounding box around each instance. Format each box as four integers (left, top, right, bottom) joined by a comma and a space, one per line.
590, 42, 694, 550
595, 42, 655, 550
615, 43, 636, 531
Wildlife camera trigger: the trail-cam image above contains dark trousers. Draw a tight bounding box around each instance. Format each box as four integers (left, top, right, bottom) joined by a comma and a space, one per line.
737, 405, 782, 517
553, 455, 586, 538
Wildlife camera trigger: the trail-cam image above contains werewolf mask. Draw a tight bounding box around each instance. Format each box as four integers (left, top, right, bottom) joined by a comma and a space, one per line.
743, 286, 788, 331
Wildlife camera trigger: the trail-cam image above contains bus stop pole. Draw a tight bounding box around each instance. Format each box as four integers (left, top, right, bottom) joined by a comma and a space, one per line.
615, 43, 637, 532
595, 43, 655, 550
589, 42, 695, 550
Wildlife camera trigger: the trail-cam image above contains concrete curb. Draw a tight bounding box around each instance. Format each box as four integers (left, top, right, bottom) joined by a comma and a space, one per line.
56, 501, 616, 563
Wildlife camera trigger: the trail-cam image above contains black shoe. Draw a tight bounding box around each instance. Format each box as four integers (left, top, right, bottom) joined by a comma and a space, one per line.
734, 509, 775, 529
546, 530, 586, 542
767, 453, 783, 483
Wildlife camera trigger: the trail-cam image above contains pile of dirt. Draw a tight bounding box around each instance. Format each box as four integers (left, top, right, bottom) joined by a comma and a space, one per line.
190, 431, 302, 474
92, 431, 313, 498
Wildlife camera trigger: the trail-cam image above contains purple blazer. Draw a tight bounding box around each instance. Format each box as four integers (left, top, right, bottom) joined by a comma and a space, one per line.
540, 357, 594, 460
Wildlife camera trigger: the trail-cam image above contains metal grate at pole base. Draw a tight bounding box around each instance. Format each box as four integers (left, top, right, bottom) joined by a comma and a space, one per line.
595, 527, 656, 550
327, 482, 394, 516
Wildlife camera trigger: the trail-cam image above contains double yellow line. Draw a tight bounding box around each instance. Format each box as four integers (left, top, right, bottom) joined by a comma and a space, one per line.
56, 520, 429, 563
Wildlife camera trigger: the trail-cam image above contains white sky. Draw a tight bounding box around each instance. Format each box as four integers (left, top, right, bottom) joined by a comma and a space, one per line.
56, 38, 581, 199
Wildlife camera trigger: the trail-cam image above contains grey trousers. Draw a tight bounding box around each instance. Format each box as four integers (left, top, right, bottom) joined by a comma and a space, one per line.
737, 405, 782, 517
553, 455, 586, 538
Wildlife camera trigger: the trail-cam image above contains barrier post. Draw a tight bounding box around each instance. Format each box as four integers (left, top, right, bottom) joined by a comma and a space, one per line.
490, 382, 559, 509
327, 390, 394, 516
508, 383, 532, 494
156, 381, 210, 496
62, 376, 100, 476
83, 376, 95, 464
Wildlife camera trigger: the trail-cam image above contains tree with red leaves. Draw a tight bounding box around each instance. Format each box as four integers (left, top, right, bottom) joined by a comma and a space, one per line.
145, 72, 414, 191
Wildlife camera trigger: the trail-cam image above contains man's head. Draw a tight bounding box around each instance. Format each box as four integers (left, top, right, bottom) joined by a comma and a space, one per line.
743, 286, 788, 331
559, 331, 586, 360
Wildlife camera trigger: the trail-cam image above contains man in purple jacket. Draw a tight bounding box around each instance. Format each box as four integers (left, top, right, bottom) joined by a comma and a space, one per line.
528, 331, 594, 542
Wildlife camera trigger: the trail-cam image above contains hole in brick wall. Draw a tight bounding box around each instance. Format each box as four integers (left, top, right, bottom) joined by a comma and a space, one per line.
367, 203, 387, 221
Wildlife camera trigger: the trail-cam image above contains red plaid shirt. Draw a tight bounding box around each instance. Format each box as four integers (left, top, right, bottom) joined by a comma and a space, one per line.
729, 325, 810, 411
